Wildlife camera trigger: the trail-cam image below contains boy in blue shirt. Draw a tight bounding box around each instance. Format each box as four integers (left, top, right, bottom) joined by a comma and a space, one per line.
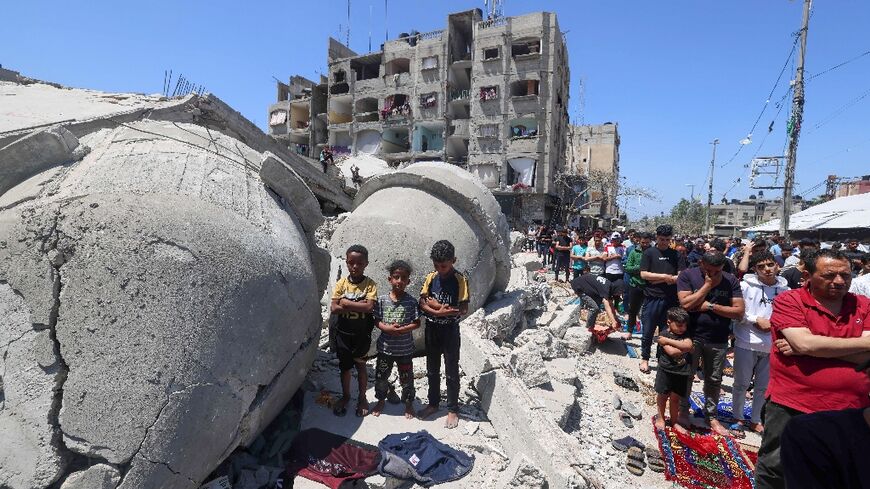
417, 240, 469, 429
570, 235, 589, 280
372, 260, 420, 419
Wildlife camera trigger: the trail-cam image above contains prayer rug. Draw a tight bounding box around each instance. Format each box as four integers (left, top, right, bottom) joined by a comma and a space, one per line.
653, 417, 756, 489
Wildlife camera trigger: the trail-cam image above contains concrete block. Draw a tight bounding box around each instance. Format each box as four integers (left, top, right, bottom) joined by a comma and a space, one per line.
260, 152, 324, 237
60, 464, 121, 489
513, 329, 566, 360
509, 231, 526, 254
545, 357, 579, 385
474, 369, 591, 487
0, 125, 79, 197
563, 326, 593, 353
495, 455, 547, 489
508, 343, 550, 388
547, 303, 581, 339
512, 254, 542, 272
534, 380, 579, 429
478, 289, 528, 341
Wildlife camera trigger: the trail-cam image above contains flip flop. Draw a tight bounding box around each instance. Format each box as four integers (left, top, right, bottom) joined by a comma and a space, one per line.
611, 436, 644, 452
613, 372, 640, 392
648, 457, 665, 473
622, 401, 642, 420
627, 446, 645, 464
644, 447, 661, 461
618, 411, 634, 429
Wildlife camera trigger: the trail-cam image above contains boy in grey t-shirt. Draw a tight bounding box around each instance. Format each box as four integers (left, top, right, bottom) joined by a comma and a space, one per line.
372, 260, 420, 418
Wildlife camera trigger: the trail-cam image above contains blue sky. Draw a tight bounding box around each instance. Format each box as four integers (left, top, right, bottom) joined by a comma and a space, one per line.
3, 1, 868, 217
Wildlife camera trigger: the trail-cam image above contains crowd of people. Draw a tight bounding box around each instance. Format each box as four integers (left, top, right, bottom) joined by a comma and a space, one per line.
525, 223, 870, 488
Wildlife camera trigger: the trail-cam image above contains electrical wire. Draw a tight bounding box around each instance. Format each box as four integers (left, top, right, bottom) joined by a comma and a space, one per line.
807, 49, 870, 82
721, 36, 799, 168
804, 86, 870, 135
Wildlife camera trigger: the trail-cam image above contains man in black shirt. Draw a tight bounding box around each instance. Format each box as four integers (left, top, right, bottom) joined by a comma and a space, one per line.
676, 251, 745, 436
638, 225, 682, 374
843, 239, 865, 277
571, 274, 625, 342
553, 228, 573, 283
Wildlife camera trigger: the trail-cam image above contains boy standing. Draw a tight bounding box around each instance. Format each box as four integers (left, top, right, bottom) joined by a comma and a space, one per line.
418, 240, 469, 429
372, 260, 420, 419
732, 251, 789, 434
655, 307, 694, 434
570, 235, 589, 280
553, 228, 573, 282
330, 245, 378, 417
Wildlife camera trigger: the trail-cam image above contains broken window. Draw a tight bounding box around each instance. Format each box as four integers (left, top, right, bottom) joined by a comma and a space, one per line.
510, 80, 540, 97
381, 94, 410, 119
385, 58, 411, 76
419, 92, 437, 109
333, 70, 346, 83
511, 39, 541, 57
269, 111, 287, 126
483, 47, 500, 60
478, 123, 499, 138
509, 118, 538, 138
421, 56, 438, 70
479, 86, 499, 101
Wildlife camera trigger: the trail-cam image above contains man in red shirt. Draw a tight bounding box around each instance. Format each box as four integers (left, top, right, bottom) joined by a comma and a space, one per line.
755, 249, 870, 489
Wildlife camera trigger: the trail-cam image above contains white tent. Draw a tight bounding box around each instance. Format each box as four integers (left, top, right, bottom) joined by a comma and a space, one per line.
743, 193, 870, 233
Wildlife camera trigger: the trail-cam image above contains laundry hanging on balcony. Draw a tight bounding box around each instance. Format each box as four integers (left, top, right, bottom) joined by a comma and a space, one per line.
508, 158, 536, 186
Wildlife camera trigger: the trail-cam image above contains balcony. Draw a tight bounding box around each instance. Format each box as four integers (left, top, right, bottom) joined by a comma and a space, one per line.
449, 89, 470, 102
449, 119, 469, 138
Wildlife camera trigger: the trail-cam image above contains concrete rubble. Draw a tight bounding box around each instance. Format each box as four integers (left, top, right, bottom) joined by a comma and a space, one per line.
0, 80, 334, 488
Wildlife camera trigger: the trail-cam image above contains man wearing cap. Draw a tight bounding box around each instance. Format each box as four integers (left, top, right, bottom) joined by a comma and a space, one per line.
603, 232, 626, 284
754, 248, 870, 489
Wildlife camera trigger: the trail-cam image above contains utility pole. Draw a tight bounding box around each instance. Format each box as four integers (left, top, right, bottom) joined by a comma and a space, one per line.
781, 0, 811, 238
704, 138, 719, 235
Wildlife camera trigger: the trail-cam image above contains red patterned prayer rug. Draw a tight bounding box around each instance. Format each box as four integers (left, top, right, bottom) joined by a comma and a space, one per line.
652, 417, 756, 489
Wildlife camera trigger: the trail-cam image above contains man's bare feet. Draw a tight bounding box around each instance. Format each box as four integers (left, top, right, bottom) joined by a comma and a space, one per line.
672, 421, 690, 435
743, 421, 764, 434
639, 360, 651, 374
417, 405, 439, 419
404, 402, 415, 419
371, 399, 385, 417
332, 396, 349, 416
356, 398, 370, 417
445, 411, 459, 429
709, 418, 730, 436
654, 415, 666, 431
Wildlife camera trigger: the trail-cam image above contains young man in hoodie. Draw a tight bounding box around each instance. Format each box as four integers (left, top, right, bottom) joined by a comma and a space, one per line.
732, 251, 789, 435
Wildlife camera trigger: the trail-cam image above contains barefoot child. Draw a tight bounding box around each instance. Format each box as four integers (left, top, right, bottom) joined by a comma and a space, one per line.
654, 307, 693, 433
330, 245, 378, 417
417, 240, 469, 429
371, 260, 420, 419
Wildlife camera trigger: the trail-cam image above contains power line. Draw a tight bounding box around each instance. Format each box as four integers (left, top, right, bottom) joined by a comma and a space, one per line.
721, 36, 800, 168
807, 49, 870, 81
804, 86, 870, 135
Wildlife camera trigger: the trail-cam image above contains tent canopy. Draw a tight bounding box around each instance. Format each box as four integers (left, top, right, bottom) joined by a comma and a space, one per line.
743, 193, 870, 233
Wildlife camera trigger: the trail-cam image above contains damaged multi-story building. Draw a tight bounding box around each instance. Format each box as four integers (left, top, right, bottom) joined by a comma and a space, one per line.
268, 8, 570, 225
565, 123, 621, 228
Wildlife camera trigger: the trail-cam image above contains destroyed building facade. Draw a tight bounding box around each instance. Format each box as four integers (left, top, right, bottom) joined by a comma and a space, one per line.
268, 9, 570, 225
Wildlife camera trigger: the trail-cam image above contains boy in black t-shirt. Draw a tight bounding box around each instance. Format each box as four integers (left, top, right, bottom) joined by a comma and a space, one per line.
330, 245, 378, 417
553, 228, 573, 282
654, 307, 693, 434
417, 240, 469, 429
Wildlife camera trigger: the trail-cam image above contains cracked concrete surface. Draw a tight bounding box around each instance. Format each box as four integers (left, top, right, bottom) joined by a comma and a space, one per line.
0, 91, 327, 488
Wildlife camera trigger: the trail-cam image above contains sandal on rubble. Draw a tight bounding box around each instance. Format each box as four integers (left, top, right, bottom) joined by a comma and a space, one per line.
618, 411, 634, 429
611, 436, 644, 452
626, 446, 646, 475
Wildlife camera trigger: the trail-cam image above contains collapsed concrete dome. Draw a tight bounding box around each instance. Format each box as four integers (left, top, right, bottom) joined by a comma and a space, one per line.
330, 162, 510, 348
0, 113, 328, 487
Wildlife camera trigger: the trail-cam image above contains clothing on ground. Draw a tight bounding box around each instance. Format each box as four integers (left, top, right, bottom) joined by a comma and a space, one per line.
781, 407, 870, 489
767, 287, 870, 414
378, 431, 474, 487
373, 292, 419, 357
286, 428, 381, 489
676, 267, 742, 344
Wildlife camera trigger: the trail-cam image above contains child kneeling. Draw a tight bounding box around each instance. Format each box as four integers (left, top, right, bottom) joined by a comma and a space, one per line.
654, 307, 693, 433
372, 260, 421, 418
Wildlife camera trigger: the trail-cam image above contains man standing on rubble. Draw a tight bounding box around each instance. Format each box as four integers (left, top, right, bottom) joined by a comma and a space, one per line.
638, 225, 682, 374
